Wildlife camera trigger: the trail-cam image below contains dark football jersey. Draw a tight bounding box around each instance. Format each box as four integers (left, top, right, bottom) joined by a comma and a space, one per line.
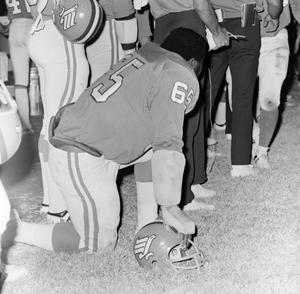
53, 42, 199, 164
5, 0, 32, 20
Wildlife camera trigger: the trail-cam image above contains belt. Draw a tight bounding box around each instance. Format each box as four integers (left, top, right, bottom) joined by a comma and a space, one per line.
215, 6, 259, 27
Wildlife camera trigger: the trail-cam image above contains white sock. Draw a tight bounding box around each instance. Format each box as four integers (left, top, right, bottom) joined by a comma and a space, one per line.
14, 213, 55, 251
136, 182, 158, 231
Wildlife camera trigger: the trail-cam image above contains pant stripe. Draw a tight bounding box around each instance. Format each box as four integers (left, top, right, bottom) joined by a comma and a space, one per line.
59, 39, 71, 109
68, 152, 99, 252
68, 152, 89, 251
66, 43, 77, 105
74, 154, 99, 252
114, 21, 120, 64
108, 19, 120, 68
108, 19, 115, 69
59, 41, 78, 109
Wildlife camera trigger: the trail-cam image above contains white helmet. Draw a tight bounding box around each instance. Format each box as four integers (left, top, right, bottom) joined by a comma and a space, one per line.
0, 80, 22, 165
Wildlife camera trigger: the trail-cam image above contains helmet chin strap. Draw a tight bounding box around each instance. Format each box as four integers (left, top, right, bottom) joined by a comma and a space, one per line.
179, 233, 191, 250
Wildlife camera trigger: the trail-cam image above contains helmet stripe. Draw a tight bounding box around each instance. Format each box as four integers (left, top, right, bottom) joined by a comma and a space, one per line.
76, 0, 102, 43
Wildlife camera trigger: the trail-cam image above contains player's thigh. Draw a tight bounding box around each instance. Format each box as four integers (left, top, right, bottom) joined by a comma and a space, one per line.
258, 29, 290, 110
9, 19, 32, 85
48, 147, 120, 249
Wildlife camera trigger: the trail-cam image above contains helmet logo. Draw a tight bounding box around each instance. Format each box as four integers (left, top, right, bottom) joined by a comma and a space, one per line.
134, 235, 156, 261
59, 5, 78, 31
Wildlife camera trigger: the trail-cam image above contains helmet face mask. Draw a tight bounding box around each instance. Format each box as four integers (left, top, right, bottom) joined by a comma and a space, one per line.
133, 220, 206, 272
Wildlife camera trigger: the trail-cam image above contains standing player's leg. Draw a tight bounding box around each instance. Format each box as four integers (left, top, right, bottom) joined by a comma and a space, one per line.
27, 20, 89, 219
254, 29, 290, 169
8, 18, 33, 132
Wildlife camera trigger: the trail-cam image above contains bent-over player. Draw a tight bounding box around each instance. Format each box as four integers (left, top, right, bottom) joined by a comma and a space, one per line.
9, 28, 207, 254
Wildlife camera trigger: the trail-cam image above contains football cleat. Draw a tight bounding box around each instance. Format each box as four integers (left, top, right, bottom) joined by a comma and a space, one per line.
231, 164, 256, 177
133, 220, 206, 272
254, 153, 270, 169
53, 0, 105, 44
47, 210, 71, 223
40, 203, 49, 214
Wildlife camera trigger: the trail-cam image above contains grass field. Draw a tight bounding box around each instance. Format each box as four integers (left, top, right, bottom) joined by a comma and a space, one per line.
0, 82, 299, 294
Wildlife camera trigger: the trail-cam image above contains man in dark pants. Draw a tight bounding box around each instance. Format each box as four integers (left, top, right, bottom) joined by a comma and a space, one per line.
144, 0, 229, 210
181, 93, 215, 211
206, 0, 282, 177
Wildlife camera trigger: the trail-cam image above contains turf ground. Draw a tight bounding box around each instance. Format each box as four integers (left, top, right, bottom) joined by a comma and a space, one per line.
0, 79, 299, 294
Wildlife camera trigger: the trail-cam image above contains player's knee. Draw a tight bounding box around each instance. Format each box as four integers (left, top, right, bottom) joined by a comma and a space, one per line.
52, 223, 81, 254
260, 95, 280, 111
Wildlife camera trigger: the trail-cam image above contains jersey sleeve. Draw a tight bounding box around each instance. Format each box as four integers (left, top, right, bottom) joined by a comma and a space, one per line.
149, 65, 199, 153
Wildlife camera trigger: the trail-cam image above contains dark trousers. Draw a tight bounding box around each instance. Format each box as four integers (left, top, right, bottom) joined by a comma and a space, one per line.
205, 18, 261, 165
180, 102, 207, 207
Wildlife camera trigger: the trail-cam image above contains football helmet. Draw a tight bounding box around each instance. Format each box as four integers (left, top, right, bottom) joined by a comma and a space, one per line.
133, 220, 205, 272
52, 0, 104, 44
0, 81, 22, 165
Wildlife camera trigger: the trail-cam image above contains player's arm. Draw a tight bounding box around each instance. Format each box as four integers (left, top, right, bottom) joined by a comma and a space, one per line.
149, 68, 199, 207
112, 0, 138, 55
193, 0, 229, 50
263, 0, 283, 32
265, 0, 283, 19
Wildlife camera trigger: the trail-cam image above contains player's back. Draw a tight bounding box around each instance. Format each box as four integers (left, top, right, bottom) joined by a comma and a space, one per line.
53, 42, 198, 164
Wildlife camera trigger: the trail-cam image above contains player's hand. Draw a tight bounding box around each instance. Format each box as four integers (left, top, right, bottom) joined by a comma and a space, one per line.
263, 14, 279, 32
211, 27, 230, 50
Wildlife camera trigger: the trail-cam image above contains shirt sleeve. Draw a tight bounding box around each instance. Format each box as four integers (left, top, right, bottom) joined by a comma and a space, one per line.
149, 65, 199, 153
